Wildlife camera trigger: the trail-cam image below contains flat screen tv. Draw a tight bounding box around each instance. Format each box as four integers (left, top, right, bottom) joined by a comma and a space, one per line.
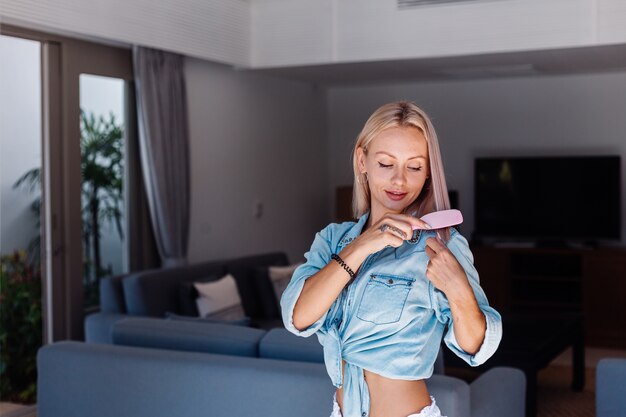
474, 155, 621, 244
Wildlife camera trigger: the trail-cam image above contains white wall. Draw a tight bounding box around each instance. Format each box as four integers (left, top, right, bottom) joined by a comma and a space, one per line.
185, 59, 329, 264
251, 0, 626, 68
0, 35, 41, 256
327, 70, 626, 245
0, 0, 250, 66
3, 0, 625, 69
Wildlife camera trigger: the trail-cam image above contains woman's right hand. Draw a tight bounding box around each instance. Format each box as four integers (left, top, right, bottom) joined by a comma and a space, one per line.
352, 213, 431, 255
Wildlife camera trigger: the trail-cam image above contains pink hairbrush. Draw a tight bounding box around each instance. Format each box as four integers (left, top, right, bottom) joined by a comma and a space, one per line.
407, 209, 463, 243
413, 209, 463, 230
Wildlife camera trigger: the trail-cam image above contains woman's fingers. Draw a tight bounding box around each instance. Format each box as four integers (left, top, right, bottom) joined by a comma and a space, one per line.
425, 237, 446, 253
377, 218, 413, 241
385, 213, 431, 231
413, 219, 432, 230
379, 223, 408, 239
424, 244, 436, 259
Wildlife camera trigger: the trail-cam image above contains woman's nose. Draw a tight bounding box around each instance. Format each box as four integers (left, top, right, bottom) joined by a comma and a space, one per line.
391, 168, 407, 185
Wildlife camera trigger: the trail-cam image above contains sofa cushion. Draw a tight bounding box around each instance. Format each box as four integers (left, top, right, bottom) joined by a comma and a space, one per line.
258, 328, 324, 363
112, 317, 266, 356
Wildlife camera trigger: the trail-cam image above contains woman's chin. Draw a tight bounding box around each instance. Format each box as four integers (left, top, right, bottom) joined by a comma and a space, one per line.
381, 201, 409, 213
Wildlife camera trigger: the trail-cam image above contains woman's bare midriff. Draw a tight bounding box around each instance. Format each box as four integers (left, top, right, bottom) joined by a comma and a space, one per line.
335, 359, 432, 417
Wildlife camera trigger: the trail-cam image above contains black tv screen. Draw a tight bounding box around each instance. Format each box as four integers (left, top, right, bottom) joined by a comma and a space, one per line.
475, 156, 621, 242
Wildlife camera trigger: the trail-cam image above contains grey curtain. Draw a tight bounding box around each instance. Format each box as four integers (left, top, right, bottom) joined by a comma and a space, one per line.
124, 81, 161, 272
132, 46, 190, 267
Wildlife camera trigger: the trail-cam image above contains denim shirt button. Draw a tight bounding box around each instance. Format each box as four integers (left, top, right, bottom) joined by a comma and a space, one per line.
388, 278, 393, 284
362, 412, 367, 416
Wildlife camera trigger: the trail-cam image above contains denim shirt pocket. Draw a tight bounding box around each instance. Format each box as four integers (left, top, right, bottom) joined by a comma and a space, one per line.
356, 273, 416, 325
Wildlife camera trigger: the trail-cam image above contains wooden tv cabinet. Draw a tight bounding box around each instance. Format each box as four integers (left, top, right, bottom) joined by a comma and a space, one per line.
470, 245, 626, 349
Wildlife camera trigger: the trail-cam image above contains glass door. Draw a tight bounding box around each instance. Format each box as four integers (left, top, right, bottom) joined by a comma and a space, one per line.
79, 74, 128, 312
60, 39, 133, 336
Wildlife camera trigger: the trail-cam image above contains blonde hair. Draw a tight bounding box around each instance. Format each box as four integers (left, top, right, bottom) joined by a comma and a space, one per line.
351, 101, 452, 242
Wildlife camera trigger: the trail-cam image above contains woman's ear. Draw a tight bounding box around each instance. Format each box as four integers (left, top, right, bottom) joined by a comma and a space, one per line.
356, 147, 366, 173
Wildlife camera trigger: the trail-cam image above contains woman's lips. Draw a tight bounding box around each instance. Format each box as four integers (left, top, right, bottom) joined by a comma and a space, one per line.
385, 191, 407, 201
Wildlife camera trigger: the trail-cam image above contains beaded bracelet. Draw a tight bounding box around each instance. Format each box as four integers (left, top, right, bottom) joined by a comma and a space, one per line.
331, 253, 355, 279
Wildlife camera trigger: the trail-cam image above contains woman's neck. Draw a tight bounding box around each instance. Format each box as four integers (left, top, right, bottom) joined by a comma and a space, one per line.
365, 208, 396, 233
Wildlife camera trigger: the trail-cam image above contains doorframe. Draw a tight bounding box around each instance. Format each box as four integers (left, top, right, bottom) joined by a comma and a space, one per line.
1, 25, 133, 343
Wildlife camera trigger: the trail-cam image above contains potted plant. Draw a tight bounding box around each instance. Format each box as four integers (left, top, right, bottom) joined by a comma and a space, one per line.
0, 250, 42, 404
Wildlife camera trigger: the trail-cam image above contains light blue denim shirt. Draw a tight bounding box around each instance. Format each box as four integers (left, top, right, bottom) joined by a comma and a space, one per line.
280, 211, 503, 417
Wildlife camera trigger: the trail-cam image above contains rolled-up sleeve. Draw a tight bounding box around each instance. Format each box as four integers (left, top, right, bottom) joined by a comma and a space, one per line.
280, 225, 333, 337
431, 230, 502, 366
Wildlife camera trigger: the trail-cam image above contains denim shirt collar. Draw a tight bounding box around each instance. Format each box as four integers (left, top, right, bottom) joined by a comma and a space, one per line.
336, 211, 370, 250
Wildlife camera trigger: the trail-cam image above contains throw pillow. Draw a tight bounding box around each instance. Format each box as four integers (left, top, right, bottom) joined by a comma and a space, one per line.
267, 262, 303, 302
193, 273, 242, 317
178, 274, 222, 316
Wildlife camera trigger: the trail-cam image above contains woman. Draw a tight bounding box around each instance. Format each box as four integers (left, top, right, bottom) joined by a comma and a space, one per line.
280, 101, 502, 417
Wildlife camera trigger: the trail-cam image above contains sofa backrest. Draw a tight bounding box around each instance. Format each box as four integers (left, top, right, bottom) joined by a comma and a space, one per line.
37, 341, 335, 417
226, 252, 289, 319
118, 252, 288, 319
122, 260, 227, 317
99, 274, 128, 314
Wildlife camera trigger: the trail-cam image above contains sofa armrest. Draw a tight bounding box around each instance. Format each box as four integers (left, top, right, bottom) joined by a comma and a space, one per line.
111, 317, 266, 357
84, 312, 132, 344
470, 367, 526, 417
258, 328, 324, 363
426, 374, 471, 417
596, 358, 626, 417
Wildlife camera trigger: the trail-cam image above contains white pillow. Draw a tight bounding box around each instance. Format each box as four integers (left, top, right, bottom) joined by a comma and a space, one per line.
194, 273, 242, 318
204, 304, 247, 321
268, 263, 303, 301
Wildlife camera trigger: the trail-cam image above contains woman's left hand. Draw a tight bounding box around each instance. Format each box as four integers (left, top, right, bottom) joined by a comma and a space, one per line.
424, 236, 472, 300
424, 236, 487, 355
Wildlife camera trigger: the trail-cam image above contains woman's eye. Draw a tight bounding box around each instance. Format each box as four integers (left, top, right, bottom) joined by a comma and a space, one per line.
378, 162, 392, 168
409, 167, 422, 171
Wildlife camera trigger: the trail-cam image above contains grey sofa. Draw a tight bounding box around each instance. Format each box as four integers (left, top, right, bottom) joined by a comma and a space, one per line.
85, 252, 289, 343
596, 358, 626, 417
39, 317, 526, 417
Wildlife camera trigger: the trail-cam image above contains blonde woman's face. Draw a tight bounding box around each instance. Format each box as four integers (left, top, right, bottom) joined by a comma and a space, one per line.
357, 126, 430, 215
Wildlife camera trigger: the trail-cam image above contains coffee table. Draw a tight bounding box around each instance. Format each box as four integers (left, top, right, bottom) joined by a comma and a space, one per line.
443, 312, 585, 417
